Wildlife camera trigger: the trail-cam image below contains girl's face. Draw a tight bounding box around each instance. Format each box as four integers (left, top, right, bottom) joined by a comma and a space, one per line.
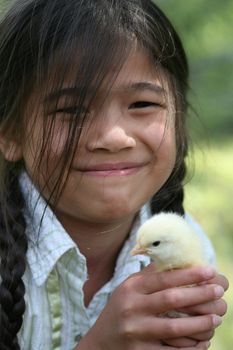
22, 47, 177, 225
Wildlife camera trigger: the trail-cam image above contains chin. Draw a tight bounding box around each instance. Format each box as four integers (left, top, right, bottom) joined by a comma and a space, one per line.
96, 199, 140, 222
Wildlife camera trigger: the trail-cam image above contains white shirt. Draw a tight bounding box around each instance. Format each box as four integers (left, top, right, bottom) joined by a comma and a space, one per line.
18, 173, 216, 350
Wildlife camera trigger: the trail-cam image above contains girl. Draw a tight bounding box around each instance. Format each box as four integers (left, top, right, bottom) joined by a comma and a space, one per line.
0, 0, 228, 349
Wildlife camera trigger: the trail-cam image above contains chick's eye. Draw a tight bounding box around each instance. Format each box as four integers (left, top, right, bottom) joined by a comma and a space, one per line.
129, 101, 159, 109
152, 241, 161, 247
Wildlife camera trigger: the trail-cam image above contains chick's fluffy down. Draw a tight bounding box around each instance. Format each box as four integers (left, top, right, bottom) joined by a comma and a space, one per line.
131, 212, 208, 271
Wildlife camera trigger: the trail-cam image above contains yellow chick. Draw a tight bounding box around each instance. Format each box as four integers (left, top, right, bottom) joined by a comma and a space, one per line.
131, 212, 209, 318
131, 212, 208, 271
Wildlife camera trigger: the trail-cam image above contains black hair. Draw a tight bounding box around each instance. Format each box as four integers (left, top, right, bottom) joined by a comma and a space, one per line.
0, 0, 189, 348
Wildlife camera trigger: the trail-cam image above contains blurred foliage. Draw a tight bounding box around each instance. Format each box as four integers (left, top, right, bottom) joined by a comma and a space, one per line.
155, 1, 233, 349
156, 0, 233, 140
185, 141, 233, 350
0, 0, 8, 12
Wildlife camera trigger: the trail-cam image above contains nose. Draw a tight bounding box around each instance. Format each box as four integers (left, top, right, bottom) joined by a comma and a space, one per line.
86, 108, 136, 153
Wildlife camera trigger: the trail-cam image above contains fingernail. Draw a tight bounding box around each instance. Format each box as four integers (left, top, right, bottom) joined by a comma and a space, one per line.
213, 315, 222, 327
203, 267, 215, 279
214, 285, 224, 298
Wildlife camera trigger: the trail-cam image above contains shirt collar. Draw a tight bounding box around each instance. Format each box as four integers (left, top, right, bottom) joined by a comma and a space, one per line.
20, 172, 150, 287
20, 172, 79, 286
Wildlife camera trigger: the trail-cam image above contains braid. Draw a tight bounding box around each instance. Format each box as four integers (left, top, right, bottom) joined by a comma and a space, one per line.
0, 169, 27, 350
150, 159, 186, 217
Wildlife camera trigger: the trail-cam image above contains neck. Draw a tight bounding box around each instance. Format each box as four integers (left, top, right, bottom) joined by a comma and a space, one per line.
56, 213, 135, 260
54, 211, 136, 305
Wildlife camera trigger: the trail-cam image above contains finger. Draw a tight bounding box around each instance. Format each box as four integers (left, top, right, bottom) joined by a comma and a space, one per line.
163, 338, 211, 348
137, 342, 210, 350
134, 314, 222, 340
162, 337, 198, 347
200, 274, 229, 291
179, 299, 227, 316
138, 265, 217, 293
196, 341, 211, 349
145, 284, 224, 314
190, 330, 214, 342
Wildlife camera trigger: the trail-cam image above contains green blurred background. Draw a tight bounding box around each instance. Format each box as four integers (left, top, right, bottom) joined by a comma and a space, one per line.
156, 1, 233, 349
0, 0, 232, 349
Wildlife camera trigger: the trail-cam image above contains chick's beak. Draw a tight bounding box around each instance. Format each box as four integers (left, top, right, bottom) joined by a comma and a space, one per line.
131, 244, 148, 256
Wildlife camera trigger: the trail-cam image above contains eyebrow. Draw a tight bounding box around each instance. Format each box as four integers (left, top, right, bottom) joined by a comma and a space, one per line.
44, 87, 83, 104
121, 82, 165, 94
44, 81, 165, 104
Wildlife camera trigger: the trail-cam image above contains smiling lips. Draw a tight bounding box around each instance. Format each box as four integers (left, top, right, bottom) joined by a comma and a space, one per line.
75, 162, 148, 177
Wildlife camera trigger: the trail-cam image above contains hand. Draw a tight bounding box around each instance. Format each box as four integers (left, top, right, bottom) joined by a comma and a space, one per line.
77, 264, 223, 350
162, 273, 228, 348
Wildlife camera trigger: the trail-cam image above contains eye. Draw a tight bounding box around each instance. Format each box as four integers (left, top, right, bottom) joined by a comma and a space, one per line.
129, 101, 159, 109
47, 105, 90, 117
152, 241, 161, 247
54, 106, 89, 115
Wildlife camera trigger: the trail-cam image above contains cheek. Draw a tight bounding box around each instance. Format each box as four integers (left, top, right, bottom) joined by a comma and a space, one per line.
146, 119, 177, 187
26, 121, 70, 162
22, 120, 72, 193
144, 115, 176, 160
49, 123, 70, 157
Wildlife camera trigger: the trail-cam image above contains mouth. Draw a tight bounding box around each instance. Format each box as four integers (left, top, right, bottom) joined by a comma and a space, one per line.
74, 162, 148, 177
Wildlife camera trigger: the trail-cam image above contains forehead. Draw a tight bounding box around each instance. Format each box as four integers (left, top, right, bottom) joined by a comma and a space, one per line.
106, 47, 170, 98
26, 43, 172, 117
110, 46, 163, 85
43, 46, 170, 105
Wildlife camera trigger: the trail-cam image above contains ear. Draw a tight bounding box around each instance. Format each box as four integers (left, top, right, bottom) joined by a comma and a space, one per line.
0, 134, 23, 162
